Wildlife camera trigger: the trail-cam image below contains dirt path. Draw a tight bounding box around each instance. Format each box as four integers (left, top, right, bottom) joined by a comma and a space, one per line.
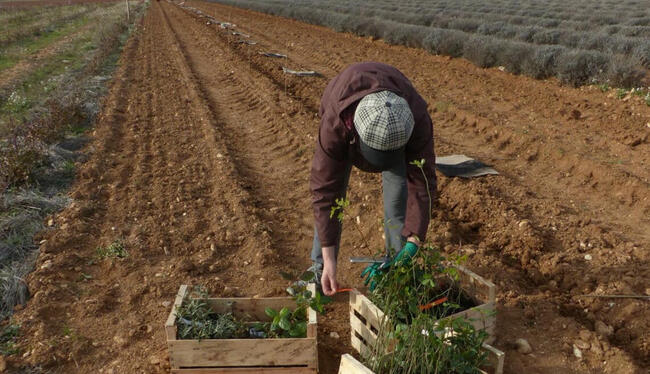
8, 1, 648, 373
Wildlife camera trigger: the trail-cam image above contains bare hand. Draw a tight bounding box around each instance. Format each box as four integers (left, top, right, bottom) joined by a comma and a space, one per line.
321, 264, 338, 296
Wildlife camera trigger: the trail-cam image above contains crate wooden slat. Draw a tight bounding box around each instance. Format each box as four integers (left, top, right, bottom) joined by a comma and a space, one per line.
170, 369, 316, 374
166, 284, 318, 373
338, 354, 373, 374
349, 265, 504, 374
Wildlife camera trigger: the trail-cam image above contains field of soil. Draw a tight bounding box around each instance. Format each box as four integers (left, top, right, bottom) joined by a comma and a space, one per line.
7, 0, 649, 373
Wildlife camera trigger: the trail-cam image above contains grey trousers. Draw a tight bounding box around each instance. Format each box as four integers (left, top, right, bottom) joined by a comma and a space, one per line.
311, 162, 407, 264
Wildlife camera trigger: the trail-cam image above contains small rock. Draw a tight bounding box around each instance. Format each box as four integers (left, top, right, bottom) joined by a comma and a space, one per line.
595, 321, 613, 338
584, 254, 593, 261
210, 244, 216, 252
113, 335, 127, 347
146, 325, 153, 333
243, 261, 250, 266
515, 338, 532, 354
149, 356, 161, 365
573, 345, 583, 359
47, 218, 54, 227
162, 301, 171, 308
518, 220, 530, 229
0, 355, 6, 371
329, 331, 340, 339
579, 329, 592, 341
574, 340, 590, 350
40, 260, 53, 270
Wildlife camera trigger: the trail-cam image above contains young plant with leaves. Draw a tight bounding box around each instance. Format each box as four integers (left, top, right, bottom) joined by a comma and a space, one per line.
366, 247, 490, 374
175, 284, 330, 340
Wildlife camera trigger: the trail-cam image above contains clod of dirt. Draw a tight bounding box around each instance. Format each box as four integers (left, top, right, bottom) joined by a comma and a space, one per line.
515, 338, 532, 354
0, 355, 6, 372
113, 335, 128, 348
569, 109, 582, 120
574, 340, 590, 350
329, 331, 340, 339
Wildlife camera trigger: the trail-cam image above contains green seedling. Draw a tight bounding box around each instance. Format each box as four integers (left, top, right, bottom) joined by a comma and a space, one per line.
597, 83, 610, 92
0, 322, 20, 355
175, 284, 330, 341
331, 197, 371, 250
264, 306, 307, 338
367, 247, 490, 373
96, 240, 128, 259
616, 88, 627, 99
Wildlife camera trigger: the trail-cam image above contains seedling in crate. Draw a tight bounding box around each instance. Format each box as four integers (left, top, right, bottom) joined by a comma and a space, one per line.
175, 284, 330, 340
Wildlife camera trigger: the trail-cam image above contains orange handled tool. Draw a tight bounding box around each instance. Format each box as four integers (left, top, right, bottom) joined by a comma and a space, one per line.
335, 288, 354, 294
418, 296, 448, 311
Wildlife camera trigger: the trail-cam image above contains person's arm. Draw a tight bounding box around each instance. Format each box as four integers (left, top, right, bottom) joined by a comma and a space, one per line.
310, 107, 350, 296
403, 113, 437, 242
321, 246, 338, 295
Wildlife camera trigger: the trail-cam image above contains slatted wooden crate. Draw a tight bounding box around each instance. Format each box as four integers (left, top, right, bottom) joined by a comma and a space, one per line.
338, 354, 373, 374
166, 285, 318, 374
349, 265, 504, 374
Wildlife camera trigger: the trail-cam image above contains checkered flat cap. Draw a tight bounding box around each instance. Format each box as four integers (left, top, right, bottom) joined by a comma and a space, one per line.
354, 91, 414, 151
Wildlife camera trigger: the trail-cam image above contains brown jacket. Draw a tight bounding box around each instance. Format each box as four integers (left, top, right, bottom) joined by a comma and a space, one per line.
310, 62, 436, 247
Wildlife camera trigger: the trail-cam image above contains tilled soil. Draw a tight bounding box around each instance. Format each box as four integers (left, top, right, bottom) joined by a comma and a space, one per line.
7, 1, 649, 373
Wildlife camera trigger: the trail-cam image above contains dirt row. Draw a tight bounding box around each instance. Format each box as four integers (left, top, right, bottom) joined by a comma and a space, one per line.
8, 1, 649, 373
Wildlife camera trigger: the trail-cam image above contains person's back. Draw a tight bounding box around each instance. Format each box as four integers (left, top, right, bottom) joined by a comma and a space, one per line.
307, 62, 437, 295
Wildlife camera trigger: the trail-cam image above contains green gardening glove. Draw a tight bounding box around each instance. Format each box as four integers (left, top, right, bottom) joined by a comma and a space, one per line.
361, 242, 419, 290
393, 241, 419, 265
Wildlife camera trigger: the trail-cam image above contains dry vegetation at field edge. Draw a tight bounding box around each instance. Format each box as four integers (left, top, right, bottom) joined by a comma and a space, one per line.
0, 0, 147, 362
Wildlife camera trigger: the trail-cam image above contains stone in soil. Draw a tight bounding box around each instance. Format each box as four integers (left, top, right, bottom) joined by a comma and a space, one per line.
595, 320, 613, 338
515, 338, 532, 354
573, 345, 583, 359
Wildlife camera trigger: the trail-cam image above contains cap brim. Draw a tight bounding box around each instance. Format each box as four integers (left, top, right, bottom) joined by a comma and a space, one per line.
359, 140, 405, 170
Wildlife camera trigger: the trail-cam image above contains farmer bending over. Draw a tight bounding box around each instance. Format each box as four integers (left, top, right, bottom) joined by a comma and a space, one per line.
309, 62, 436, 296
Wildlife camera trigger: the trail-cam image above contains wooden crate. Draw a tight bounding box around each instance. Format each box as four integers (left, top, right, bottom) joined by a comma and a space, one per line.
166, 285, 318, 374
338, 354, 373, 374
349, 265, 504, 374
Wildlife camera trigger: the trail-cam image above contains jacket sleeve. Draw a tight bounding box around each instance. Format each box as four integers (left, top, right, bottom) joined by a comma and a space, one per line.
402, 111, 437, 242
310, 109, 350, 248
